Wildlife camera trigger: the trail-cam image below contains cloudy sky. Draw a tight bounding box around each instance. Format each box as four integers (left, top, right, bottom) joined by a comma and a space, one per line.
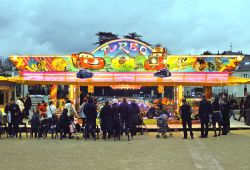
0, 0, 249, 57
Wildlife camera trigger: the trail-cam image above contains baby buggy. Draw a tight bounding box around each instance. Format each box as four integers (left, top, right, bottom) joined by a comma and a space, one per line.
156, 114, 169, 138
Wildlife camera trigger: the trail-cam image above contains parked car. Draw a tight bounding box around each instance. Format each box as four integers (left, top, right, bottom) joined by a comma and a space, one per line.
76, 69, 93, 79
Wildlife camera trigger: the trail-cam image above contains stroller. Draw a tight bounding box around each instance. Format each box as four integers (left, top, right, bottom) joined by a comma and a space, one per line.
156, 113, 169, 138
69, 118, 82, 140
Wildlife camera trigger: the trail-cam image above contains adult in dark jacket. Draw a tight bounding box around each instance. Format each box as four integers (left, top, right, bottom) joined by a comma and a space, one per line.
112, 99, 120, 139
118, 98, 129, 133
59, 108, 70, 139
211, 97, 222, 137
238, 97, 245, 122
24, 93, 32, 118
179, 98, 193, 139
221, 94, 230, 135
244, 94, 250, 126
99, 101, 114, 139
4, 98, 21, 137
198, 96, 211, 138
127, 101, 140, 136
83, 97, 98, 140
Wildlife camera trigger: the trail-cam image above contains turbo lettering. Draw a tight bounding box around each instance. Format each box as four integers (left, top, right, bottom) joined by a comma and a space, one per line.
109, 45, 117, 53
130, 43, 138, 51
101, 45, 109, 55
139, 46, 147, 56
118, 42, 129, 54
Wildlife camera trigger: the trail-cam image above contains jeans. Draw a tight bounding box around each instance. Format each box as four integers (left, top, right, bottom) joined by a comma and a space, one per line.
200, 119, 209, 137
229, 110, 236, 120
86, 118, 96, 139
182, 119, 193, 138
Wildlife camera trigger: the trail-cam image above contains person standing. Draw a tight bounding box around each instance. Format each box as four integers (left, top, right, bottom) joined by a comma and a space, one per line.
23, 93, 32, 118
99, 101, 114, 140
198, 95, 211, 138
127, 100, 140, 137
83, 97, 98, 140
16, 95, 24, 120
238, 97, 245, 122
79, 98, 88, 126
46, 101, 57, 129
59, 108, 70, 139
229, 98, 237, 121
112, 99, 120, 139
221, 94, 230, 135
4, 98, 21, 137
211, 97, 222, 137
244, 94, 250, 126
64, 99, 78, 122
118, 98, 129, 134
179, 98, 193, 139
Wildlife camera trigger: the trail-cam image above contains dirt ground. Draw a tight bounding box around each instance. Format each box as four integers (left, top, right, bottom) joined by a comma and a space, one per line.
0, 130, 249, 170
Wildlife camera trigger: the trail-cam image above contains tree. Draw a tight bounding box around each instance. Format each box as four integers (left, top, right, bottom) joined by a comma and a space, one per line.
154, 43, 171, 54
123, 32, 151, 46
94, 32, 119, 46
123, 32, 142, 40
155, 43, 162, 47
202, 51, 212, 55
0, 57, 14, 76
3, 58, 14, 71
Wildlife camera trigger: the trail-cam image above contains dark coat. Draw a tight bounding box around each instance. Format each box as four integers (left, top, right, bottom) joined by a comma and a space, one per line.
59, 111, 70, 129
180, 103, 192, 121
112, 103, 120, 121
127, 103, 140, 125
100, 105, 114, 131
199, 99, 211, 122
244, 96, 250, 110
31, 114, 41, 129
24, 96, 32, 109
221, 100, 230, 120
4, 103, 20, 120
112, 103, 120, 128
83, 102, 98, 121
212, 101, 221, 112
119, 102, 129, 121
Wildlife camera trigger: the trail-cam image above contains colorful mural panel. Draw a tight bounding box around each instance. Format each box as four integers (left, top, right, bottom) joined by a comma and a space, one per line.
9, 39, 244, 73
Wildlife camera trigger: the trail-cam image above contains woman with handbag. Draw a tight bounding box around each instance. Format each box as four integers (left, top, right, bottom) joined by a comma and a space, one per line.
64, 100, 78, 122
45, 101, 57, 135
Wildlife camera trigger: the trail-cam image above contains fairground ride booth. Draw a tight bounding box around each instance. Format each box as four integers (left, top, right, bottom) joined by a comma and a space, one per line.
0, 76, 15, 113
7, 38, 250, 121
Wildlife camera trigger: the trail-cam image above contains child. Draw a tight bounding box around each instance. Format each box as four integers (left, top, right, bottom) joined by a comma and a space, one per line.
30, 110, 41, 138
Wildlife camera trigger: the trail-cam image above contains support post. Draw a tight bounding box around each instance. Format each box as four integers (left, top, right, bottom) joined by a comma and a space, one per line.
204, 86, 212, 99
75, 85, 80, 111
49, 85, 57, 101
176, 85, 183, 113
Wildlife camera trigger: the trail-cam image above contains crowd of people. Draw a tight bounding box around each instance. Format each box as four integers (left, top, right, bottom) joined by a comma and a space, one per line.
1, 92, 250, 140
180, 93, 250, 139
1, 94, 142, 140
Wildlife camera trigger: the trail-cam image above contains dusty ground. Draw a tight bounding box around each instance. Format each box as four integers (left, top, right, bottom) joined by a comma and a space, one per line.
0, 130, 249, 170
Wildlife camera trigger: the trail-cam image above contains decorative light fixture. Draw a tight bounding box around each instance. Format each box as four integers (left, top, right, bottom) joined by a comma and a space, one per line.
110, 85, 141, 90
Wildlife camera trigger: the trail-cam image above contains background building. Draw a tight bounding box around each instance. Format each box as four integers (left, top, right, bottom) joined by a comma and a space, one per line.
212, 53, 250, 97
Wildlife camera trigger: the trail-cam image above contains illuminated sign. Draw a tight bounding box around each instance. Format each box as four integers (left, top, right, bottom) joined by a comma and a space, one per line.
9, 39, 244, 73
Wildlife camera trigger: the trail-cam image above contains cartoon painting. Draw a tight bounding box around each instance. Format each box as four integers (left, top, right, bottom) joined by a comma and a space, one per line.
72, 52, 105, 70
9, 39, 244, 73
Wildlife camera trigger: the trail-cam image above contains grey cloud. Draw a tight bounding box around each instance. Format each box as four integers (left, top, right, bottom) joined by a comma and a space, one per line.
0, 0, 249, 58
